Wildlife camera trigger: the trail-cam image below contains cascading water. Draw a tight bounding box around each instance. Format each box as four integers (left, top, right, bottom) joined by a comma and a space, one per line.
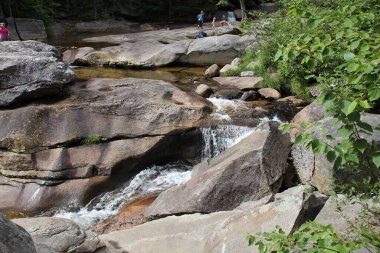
54, 90, 283, 229
200, 125, 255, 160
55, 162, 192, 229
54, 123, 257, 229
207, 97, 248, 121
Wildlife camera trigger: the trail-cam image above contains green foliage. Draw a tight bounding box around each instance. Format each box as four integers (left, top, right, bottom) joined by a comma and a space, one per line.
247, 222, 363, 253
277, 0, 380, 197
82, 135, 102, 145
238, 8, 313, 97
248, 1, 380, 252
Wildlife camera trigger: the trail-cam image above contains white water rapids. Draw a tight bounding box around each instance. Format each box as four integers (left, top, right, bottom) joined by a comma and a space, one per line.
55, 96, 283, 229
54, 123, 257, 229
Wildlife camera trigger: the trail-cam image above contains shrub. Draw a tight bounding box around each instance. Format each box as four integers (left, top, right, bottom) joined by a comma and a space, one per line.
82, 135, 102, 145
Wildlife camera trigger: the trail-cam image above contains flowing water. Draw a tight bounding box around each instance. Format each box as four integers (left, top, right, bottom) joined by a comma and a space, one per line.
200, 125, 255, 159
54, 122, 257, 229
55, 162, 192, 229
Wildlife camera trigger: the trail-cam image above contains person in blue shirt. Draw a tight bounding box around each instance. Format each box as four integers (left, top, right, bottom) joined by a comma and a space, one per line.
197, 11, 204, 29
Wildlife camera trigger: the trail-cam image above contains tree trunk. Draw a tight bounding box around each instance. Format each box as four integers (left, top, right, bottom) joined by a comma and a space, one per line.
239, 0, 246, 20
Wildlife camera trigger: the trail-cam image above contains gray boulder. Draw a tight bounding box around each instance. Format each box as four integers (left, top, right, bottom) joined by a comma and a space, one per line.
219, 63, 236, 74
0, 40, 74, 107
231, 57, 242, 67
179, 35, 257, 66
290, 100, 325, 141
101, 185, 327, 253
195, 84, 213, 98
145, 121, 291, 217
292, 113, 380, 194
213, 76, 263, 90
258, 88, 281, 100
241, 90, 259, 101
0, 214, 36, 253
0, 78, 211, 213
204, 64, 220, 78
62, 47, 95, 64
78, 29, 256, 67
13, 217, 101, 253
81, 39, 190, 67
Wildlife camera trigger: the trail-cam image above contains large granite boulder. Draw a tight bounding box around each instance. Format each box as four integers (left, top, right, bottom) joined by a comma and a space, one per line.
13, 217, 101, 253
80, 39, 190, 67
145, 121, 291, 217
101, 185, 328, 253
292, 113, 380, 194
62, 47, 95, 65
0, 214, 36, 253
0, 40, 74, 107
258, 88, 281, 100
290, 100, 325, 141
179, 35, 257, 66
0, 78, 212, 213
72, 31, 257, 67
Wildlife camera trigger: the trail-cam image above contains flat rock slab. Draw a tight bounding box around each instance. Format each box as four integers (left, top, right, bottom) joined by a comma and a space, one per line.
101, 185, 327, 253
73, 32, 257, 67
213, 76, 263, 90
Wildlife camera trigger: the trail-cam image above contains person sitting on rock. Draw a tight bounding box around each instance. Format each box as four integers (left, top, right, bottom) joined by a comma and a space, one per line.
0, 23, 9, 42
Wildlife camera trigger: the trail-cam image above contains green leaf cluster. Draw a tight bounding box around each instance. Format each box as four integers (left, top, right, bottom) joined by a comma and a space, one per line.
247, 222, 363, 253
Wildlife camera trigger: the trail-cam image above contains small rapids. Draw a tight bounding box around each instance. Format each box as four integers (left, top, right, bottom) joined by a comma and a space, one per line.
54, 91, 283, 229
200, 125, 255, 160
55, 123, 258, 229
55, 162, 192, 229
207, 97, 248, 121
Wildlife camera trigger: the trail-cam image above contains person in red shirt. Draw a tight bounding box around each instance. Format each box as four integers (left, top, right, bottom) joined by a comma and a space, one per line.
0, 22, 9, 42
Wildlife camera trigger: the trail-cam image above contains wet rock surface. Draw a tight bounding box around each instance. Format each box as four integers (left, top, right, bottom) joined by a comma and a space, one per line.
92, 195, 158, 234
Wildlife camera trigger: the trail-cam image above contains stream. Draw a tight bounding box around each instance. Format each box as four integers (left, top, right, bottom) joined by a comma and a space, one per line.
55, 124, 260, 229
52, 30, 297, 230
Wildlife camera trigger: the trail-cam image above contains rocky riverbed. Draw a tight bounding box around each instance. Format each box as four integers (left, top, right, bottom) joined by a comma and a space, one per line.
0, 23, 379, 253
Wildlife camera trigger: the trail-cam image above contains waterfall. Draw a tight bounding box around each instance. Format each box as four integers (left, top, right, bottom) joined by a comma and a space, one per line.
227, 11, 237, 22
55, 162, 192, 229
200, 125, 255, 160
